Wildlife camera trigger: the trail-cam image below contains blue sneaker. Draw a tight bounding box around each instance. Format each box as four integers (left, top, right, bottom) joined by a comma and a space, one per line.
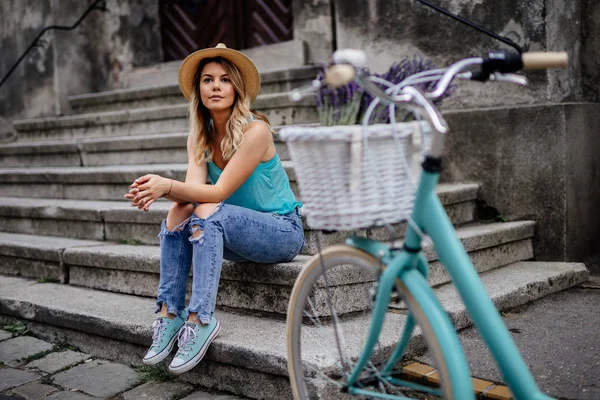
142, 316, 185, 365
168, 317, 221, 374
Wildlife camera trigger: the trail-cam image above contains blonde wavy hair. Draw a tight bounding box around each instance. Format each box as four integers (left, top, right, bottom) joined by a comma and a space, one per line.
189, 56, 270, 165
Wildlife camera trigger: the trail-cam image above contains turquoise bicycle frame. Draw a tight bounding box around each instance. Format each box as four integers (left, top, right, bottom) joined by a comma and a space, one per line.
344, 166, 553, 400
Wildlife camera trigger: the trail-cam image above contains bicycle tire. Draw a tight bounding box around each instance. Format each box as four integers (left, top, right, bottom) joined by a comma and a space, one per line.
286, 244, 460, 399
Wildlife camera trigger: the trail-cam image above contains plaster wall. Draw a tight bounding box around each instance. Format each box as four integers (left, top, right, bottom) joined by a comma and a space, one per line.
293, 0, 335, 64
442, 103, 600, 263
332, 0, 586, 108
0, 0, 162, 120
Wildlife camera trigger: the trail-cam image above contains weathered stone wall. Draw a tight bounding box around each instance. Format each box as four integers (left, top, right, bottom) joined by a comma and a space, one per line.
0, 0, 56, 119
0, 0, 162, 120
580, 0, 600, 102
332, 0, 586, 108
292, 0, 335, 64
441, 103, 600, 264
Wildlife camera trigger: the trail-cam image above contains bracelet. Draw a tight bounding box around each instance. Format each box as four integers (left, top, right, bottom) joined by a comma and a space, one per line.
166, 179, 173, 196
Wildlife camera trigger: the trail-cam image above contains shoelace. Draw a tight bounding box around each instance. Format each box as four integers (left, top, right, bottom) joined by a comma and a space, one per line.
151, 318, 166, 346
177, 324, 198, 355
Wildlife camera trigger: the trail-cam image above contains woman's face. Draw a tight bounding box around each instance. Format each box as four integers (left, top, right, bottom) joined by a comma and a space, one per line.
199, 61, 236, 112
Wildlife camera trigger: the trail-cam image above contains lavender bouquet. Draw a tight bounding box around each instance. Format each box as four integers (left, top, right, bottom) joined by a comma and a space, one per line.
315, 56, 443, 126
315, 66, 364, 126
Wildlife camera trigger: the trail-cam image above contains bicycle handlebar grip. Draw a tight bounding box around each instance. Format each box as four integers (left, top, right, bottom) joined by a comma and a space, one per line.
521, 52, 568, 70
324, 64, 356, 88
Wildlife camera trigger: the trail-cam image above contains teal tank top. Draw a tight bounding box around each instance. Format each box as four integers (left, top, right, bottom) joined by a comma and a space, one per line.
207, 153, 302, 215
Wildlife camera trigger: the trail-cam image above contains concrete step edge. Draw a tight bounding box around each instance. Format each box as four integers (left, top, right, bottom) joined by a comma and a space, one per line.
0, 192, 476, 248
0, 180, 477, 219
0, 262, 588, 388
0, 166, 478, 204
0, 163, 297, 200
0, 127, 316, 155
0, 220, 534, 286
13, 95, 314, 132
68, 66, 319, 108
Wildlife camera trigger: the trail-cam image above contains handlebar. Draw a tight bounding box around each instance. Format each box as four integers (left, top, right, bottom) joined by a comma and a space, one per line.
293, 49, 569, 157
325, 49, 569, 94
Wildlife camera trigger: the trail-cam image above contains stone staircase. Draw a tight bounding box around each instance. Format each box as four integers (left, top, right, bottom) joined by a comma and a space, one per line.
0, 63, 588, 399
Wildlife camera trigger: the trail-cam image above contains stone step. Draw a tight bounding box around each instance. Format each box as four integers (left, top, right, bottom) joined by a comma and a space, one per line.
125, 39, 308, 89
0, 220, 534, 315
12, 94, 316, 143
69, 66, 319, 114
0, 162, 299, 201
0, 183, 477, 251
0, 149, 425, 201
0, 262, 588, 398
0, 126, 318, 168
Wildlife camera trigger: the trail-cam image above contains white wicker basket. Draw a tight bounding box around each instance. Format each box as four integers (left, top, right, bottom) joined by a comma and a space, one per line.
279, 121, 430, 231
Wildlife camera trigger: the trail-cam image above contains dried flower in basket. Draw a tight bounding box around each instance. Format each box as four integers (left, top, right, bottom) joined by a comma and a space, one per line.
315, 56, 448, 126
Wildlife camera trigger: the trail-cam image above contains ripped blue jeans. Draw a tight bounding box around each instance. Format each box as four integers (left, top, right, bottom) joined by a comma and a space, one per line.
155, 203, 304, 324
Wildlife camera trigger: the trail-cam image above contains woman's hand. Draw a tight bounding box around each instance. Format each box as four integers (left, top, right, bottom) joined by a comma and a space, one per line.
124, 174, 172, 211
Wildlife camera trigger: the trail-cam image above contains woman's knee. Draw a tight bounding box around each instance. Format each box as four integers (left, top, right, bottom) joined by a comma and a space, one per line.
190, 203, 221, 240
193, 202, 220, 219
166, 202, 194, 231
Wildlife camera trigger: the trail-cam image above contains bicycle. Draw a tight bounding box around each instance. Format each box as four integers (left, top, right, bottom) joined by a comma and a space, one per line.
280, 49, 568, 399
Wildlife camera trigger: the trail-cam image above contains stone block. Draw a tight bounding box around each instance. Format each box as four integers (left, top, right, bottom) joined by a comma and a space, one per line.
259, 102, 318, 127
0, 336, 53, 366
293, 0, 334, 63
72, 91, 184, 114
0, 232, 102, 260
0, 197, 104, 221
64, 244, 160, 273
0, 255, 65, 283
122, 381, 193, 400
26, 349, 91, 374
180, 361, 293, 400
11, 382, 58, 399
0, 329, 12, 341
427, 239, 534, 288
0, 217, 104, 241
13, 105, 189, 142
0, 368, 40, 391
53, 359, 142, 398
69, 267, 158, 297
0, 140, 80, 168
0, 117, 17, 143
104, 222, 161, 246
438, 261, 589, 330
244, 40, 307, 71
84, 148, 188, 167
182, 391, 241, 399
44, 391, 98, 399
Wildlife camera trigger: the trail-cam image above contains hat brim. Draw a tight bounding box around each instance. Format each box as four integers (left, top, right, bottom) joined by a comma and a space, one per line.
178, 47, 260, 102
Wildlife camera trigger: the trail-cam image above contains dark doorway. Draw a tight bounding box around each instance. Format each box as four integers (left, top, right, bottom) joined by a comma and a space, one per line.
160, 0, 294, 62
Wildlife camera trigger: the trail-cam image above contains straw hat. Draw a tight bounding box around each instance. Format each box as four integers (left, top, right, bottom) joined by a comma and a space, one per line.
178, 43, 260, 102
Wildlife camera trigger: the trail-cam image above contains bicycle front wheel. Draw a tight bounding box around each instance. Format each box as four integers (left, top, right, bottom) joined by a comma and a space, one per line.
286, 245, 460, 399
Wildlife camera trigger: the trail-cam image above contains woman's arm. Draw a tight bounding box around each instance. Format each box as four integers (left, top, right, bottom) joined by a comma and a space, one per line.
164, 132, 209, 203
125, 131, 209, 210
130, 122, 272, 209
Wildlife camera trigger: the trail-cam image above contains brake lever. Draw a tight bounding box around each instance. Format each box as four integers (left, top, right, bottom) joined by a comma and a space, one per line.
489, 72, 528, 86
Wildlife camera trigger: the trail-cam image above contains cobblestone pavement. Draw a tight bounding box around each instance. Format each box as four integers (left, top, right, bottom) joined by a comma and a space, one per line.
0, 327, 241, 400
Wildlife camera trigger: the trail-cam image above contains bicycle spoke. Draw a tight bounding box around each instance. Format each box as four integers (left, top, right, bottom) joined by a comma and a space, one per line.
287, 248, 450, 399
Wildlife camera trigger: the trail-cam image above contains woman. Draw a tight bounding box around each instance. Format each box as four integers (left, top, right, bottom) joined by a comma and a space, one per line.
125, 43, 304, 374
